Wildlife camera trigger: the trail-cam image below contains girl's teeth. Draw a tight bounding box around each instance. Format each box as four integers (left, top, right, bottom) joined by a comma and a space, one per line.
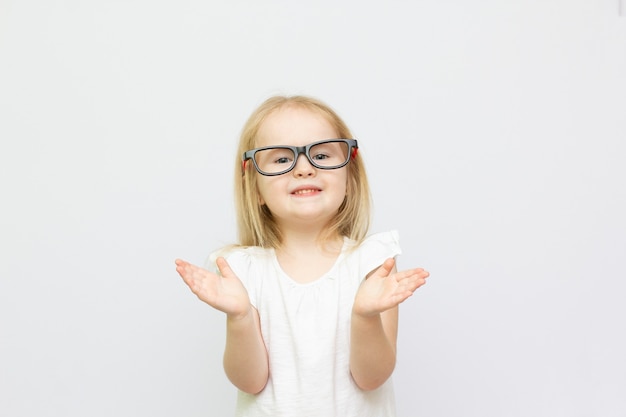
295, 189, 315, 195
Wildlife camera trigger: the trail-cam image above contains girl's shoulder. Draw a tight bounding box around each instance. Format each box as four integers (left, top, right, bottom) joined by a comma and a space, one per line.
364, 230, 400, 246
346, 230, 401, 253
344, 230, 402, 275
205, 244, 273, 273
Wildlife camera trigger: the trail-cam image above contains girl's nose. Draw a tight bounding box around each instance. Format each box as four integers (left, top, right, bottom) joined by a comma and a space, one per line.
292, 154, 316, 177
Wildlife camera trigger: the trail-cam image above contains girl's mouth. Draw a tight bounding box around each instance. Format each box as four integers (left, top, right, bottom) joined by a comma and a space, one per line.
292, 188, 320, 195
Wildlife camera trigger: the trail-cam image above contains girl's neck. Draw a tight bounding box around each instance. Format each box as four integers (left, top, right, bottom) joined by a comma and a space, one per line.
276, 223, 343, 254
275, 228, 344, 284
278, 219, 343, 247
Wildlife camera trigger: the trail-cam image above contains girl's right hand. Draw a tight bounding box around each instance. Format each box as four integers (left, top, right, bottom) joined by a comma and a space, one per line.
175, 257, 251, 319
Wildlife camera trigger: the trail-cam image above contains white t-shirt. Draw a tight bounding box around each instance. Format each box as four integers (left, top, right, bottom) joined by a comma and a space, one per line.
210, 231, 402, 417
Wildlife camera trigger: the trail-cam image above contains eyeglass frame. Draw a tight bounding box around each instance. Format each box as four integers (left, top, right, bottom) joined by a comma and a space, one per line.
242, 139, 359, 176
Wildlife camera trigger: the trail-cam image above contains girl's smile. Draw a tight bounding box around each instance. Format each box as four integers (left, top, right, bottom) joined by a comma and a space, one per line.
290, 185, 322, 196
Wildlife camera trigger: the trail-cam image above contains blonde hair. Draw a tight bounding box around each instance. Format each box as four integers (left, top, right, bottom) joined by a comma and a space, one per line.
234, 95, 371, 248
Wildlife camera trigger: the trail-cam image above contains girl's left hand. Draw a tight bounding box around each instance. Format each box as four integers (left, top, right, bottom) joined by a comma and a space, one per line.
353, 258, 429, 317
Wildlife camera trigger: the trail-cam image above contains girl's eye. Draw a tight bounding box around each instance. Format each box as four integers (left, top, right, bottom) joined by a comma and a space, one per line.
312, 153, 329, 160
275, 157, 292, 164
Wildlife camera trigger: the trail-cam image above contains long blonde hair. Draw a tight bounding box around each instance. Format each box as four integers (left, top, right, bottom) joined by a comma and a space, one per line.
234, 95, 371, 248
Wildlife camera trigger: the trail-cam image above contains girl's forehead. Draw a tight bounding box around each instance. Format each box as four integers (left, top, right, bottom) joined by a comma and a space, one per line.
255, 106, 338, 147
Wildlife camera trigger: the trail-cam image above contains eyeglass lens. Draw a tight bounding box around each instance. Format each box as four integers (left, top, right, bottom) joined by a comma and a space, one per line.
254, 141, 350, 174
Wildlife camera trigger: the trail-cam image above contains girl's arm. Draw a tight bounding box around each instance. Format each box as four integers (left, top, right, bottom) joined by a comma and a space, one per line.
223, 305, 269, 394
350, 258, 428, 391
175, 257, 269, 394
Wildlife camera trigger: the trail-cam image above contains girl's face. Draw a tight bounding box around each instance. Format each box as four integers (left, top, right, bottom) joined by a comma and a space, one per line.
254, 106, 348, 232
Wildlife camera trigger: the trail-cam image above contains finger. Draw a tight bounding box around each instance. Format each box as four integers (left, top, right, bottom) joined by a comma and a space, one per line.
394, 268, 429, 282
176, 262, 197, 284
176, 261, 206, 285
398, 275, 427, 293
372, 258, 396, 279
386, 290, 415, 307
412, 269, 429, 279
216, 257, 236, 278
175, 259, 194, 274
384, 257, 396, 271
175, 260, 189, 278
175, 259, 191, 271
183, 267, 211, 293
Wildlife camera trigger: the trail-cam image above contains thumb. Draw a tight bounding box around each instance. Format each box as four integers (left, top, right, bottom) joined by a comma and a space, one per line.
374, 257, 396, 278
215, 257, 236, 278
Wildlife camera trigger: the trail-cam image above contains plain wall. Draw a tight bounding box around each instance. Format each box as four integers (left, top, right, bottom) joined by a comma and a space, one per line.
1, 1, 625, 416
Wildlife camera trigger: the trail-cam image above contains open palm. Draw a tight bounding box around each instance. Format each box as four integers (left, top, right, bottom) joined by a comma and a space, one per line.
175, 257, 250, 319
353, 258, 429, 317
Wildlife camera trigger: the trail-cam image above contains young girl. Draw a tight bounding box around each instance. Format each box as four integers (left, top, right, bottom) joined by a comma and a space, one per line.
175, 95, 429, 417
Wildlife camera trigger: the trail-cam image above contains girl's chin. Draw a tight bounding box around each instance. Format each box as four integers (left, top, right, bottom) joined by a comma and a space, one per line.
276, 212, 335, 226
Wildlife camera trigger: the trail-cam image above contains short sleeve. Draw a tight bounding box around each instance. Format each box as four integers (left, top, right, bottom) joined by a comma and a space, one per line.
206, 247, 260, 309
358, 230, 402, 278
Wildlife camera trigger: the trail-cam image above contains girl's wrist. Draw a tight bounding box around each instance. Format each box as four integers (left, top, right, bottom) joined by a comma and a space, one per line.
227, 305, 253, 322
351, 308, 382, 320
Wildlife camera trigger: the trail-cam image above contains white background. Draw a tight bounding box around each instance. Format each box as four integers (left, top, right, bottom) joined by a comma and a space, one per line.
1, 1, 625, 416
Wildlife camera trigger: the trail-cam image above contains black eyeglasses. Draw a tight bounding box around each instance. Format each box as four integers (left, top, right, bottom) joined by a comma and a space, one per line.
242, 139, 358, 176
